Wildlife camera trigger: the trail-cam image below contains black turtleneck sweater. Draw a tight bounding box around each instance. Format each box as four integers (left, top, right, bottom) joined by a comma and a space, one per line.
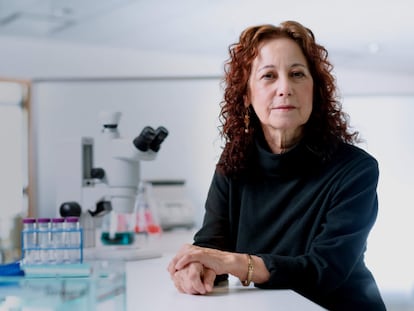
194, 139, 386, 310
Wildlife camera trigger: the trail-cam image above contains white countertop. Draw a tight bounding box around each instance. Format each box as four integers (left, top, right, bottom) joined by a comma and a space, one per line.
125, 254, 325, 311
124, 229, 325, 311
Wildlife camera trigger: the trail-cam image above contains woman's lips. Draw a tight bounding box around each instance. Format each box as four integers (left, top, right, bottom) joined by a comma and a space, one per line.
273, 105, 295, 110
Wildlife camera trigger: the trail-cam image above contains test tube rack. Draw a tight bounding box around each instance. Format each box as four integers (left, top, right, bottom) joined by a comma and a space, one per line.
21, 222, 83, 265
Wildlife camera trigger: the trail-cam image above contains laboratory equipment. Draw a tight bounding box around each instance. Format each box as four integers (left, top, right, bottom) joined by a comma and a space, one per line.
21, 218, 37, 264
134, 181, 162, 235
0, 260, 126, 310
37, 218, 51, 263
51, 217, 65, 263
65, 217, 82, 263
146, 180, 195, 230
55, 111, 168, 254
21, 217, 83, 265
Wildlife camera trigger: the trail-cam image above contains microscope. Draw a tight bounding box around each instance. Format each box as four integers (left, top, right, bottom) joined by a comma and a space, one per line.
56, 111, 168, 254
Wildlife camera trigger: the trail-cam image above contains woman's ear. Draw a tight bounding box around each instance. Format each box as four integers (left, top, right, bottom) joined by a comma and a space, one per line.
243, 95, 250, 108
244, 84, 252, 108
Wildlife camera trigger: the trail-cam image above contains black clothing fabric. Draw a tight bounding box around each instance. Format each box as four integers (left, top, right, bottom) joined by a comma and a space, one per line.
194, 138, 386, 310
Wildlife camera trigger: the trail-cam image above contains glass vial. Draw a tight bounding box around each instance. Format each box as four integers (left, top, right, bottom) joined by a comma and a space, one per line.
65, 217, 81, 263
37, 218, 51, 263
21, 218, 37, 265
51, 217, 65, 264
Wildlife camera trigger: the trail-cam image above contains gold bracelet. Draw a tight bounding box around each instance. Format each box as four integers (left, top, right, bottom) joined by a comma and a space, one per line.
242, 254, 254, 286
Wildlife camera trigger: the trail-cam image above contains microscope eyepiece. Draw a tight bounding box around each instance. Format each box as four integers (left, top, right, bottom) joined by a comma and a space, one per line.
133, 126, 156, 151
133, 126, 168, 152
150, 126, 169, 152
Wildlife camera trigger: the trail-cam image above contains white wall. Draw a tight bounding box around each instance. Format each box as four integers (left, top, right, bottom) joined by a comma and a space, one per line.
0, 83, 24, 217
343, 96, 414, 293
0, 36, 224, 78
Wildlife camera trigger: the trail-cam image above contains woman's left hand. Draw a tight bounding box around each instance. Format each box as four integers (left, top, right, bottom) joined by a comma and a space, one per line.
168, 244, 235, 277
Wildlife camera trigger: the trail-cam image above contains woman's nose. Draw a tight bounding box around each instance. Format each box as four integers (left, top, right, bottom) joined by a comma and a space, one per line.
276, 76, 292, 97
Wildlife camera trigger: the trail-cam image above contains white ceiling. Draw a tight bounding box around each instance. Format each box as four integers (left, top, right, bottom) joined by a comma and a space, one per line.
0, 0, 413, 76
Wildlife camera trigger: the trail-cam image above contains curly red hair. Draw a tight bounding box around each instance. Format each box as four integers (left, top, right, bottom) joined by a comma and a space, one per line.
217, 20, 358, 176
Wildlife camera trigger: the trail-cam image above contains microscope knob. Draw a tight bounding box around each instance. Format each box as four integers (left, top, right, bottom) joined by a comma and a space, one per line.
59, 201, 82, 217
91, 167, 105, 179
89, 200, 112, 217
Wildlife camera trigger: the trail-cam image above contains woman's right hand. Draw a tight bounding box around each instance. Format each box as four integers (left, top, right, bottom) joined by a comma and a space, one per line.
169, 261, 217, 295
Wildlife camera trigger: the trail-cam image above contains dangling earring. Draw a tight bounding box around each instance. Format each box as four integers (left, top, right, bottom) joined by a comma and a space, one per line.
244, 107, 250, 134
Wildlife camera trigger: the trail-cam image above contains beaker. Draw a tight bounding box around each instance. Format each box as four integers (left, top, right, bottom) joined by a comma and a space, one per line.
100, 211, 134, 246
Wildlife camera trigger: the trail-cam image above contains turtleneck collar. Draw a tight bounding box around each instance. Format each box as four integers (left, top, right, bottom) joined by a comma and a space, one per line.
253, 134, 322, 177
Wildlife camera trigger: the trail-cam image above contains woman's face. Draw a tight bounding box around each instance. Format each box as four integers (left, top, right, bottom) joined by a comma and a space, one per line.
248, 37, 313, 141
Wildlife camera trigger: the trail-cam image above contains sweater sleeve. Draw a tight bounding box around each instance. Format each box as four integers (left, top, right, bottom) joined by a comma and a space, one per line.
193, 170, 233, 251
257, 155, 379, 294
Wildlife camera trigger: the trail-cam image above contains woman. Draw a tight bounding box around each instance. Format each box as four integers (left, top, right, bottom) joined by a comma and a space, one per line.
168, 20, 385, 310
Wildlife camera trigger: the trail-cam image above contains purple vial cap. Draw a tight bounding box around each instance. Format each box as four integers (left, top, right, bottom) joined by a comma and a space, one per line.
65, 217, 79, 223
52, 218, 65, 223
37, 218, 51, 223
22, 218, 36, 224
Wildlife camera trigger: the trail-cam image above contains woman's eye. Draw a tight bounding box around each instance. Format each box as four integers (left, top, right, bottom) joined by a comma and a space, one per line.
262, 73, 275, 79
291, 71, 305, 78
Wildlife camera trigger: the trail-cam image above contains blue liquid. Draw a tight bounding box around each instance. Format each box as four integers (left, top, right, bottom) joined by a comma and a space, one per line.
101, 232, 135, 245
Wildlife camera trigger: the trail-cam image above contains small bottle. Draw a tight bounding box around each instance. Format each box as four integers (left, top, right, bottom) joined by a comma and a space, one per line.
65, 217, 82, 263
21, 218, 37, 265
37, 218, 51, 263
51, 218, 65, 264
